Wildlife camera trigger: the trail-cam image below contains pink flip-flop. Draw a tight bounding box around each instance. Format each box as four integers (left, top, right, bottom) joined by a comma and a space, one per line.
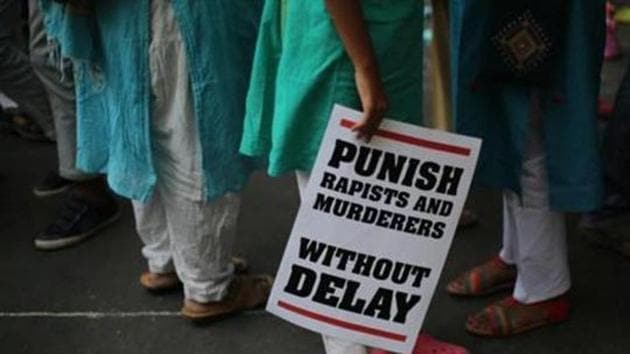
370, 333, 470, 354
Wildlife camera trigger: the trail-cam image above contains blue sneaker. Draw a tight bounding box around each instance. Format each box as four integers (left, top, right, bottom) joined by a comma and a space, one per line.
34, 190, 120, 251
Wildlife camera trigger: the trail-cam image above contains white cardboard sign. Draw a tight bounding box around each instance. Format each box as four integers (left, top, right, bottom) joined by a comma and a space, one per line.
266, 105, 482, 353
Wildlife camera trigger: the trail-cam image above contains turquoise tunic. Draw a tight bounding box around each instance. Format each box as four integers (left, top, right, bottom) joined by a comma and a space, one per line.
240, 0, 424, 176
40, 0, 263, 202
450, 0, 605, 211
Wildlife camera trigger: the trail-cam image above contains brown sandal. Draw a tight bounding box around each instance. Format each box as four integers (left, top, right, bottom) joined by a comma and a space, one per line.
465, 294, 570, 337
140, 256, 250, 292
181, 274, 273, 320
139, 272, 181, 292
447, 256, 516, 296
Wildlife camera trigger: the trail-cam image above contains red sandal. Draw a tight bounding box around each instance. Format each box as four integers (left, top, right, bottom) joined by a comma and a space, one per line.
465, 294, 570, 337
446, 256, 516, 296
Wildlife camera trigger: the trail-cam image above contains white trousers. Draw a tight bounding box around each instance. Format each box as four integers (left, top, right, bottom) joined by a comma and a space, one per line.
132, 188, 240, 303
296, 171, 368, 354
499, 93, 570, 304
131, 0, 240, 303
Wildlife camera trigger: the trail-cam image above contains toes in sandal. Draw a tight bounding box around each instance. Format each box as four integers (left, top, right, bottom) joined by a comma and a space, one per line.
370, 333, 470, 354
446, 256, 516, 296
465, 294, 570, 337
181, 274, 273, 321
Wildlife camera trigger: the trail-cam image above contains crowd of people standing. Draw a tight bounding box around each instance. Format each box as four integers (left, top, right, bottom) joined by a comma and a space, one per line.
1, 1, 626, 353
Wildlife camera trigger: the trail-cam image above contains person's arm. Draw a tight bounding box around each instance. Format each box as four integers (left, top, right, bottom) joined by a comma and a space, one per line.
325, 0, 388, 142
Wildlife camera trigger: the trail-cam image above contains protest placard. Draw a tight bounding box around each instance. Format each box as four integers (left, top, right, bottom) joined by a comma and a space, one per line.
267, 105, 482, 353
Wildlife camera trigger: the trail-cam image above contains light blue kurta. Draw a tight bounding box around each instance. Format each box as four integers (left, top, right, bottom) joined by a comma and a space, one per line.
450, 0, 605, 211
40, 0, 263, 202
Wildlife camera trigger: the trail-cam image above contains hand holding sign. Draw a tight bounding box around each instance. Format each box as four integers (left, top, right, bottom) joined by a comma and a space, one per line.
352, 67, 389, 143
267, 105, 481, 354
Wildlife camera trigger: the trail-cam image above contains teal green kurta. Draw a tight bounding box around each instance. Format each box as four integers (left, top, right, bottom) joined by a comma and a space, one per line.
240, 0, 424, 176
40, 0, 263, 202
450, 0, 605, 211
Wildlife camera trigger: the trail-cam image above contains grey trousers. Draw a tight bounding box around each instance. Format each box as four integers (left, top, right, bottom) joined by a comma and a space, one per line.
28, 0, 92, 181
0, 0, 55, 140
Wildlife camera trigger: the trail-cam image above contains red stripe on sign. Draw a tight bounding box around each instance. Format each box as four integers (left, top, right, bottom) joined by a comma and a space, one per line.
339, 119, 471, 156
277, 300, 407, 342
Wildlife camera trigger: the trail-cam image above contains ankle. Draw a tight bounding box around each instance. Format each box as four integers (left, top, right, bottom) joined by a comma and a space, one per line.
72, 177, 114, 204
513, 293, 571, 321
493, 255, 514, 268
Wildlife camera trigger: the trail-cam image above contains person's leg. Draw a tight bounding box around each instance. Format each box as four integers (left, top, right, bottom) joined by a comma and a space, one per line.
132, 187, 180, 291
31, 62, 77, 179
508, 92, 570, 303
144, 0, 229, 302
580, 61, 630, 257
445, 195, 518, 296
144, 0, 269, 318
465, 92, 570, 337
29, 0, 88, 196
164, 191, 240, 302
295, 170, 310, 200
503, 193, 569, 304
323, 337, 368, 354
0, 0, 54, 140
28, 0, 119, 251
499, 193, 519, 265
500, 164, 568, 303
133, 189, 173, 275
